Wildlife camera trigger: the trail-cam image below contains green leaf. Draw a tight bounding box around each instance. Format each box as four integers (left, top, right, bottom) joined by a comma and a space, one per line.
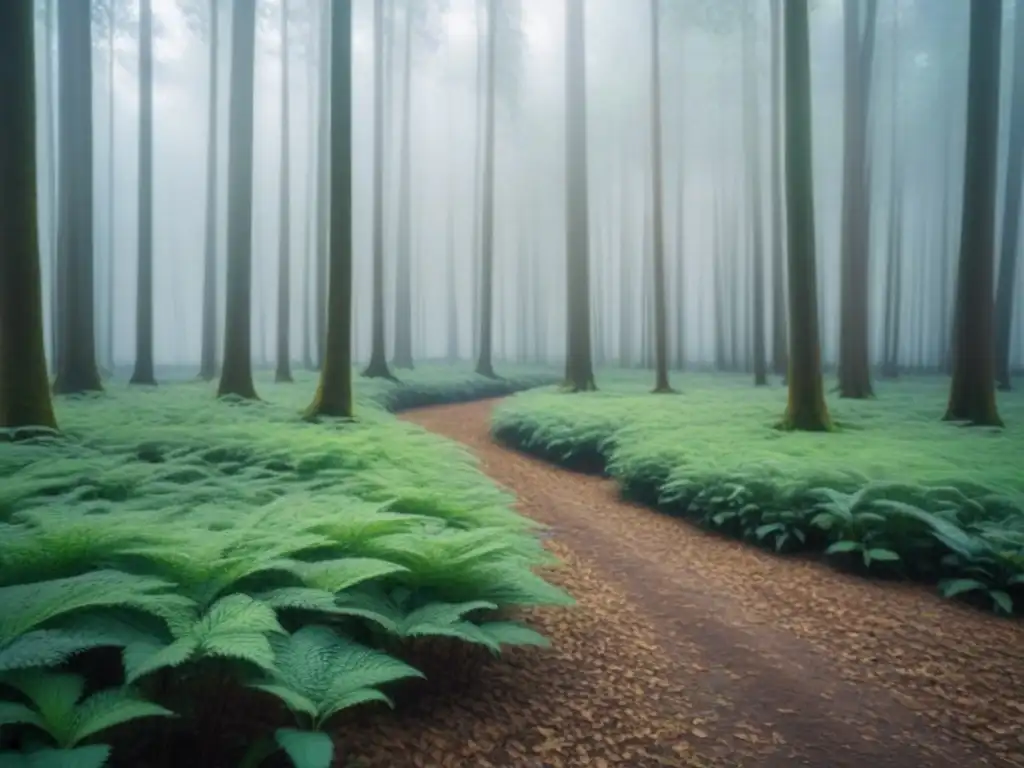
865, 548, 900, 562
68, 688, 175, 746
274, 728, 333, 768
825, 540, 861, 555
248, 684, 319, 720
0, 745, 111, 768
1007, 574, 1024, 586
990, 590, 1014, 615
0, 629, 138, 674
754, 523, 784, 540
288, 559, 408, 594
938, 578, 989, 598
478, 621, 549, 650
0, 701, 45, 730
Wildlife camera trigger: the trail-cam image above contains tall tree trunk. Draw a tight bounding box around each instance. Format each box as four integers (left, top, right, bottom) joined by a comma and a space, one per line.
306, 0, 353, 419
52, 0, 102, 396
781, 0, 831, 431
648, 0, 671, 392
618, 176, 633, 366
744, 6, 768, 386
881, 20, 903, 381
836, 0, 878, 398
314, 2, 331, 368
994, 0, 1024, 390
216, 0, 259, 400
392, 5, 414, 369
130, 0, 156, 386
302, 12, 318, 371
674, 166, 686, 370
363, 0, 395, 380
563, 0, 596, 391
944, 0, 1003, 426
471, 0, 484, 360
106, 1, 116, 372
769, 0, 788, 378
0, 0, 59, 430
474, 0, 498, 378
43, 0, 59, 374
275, 0, 293, 383
199, 0, 220, 380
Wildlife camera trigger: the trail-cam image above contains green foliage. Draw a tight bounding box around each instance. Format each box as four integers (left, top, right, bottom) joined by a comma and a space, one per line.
493, 372, 1024, 615
0, 367, 567, 765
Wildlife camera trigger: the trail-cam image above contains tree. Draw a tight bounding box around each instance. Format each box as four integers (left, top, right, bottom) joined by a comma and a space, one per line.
306, 0, 353, 420
52, 0, 103, 396
780, 0, 831, 431
199, 0, 220, 381
944, 0, 1003, 427
363, 0, 396, 381
0, 0, 59, 431
768, 0, 788, 379
391, 1, 416, 370
217, 1, 259, 400
475, 0, 499, 378
648, 0, 672, 393
563, 0, 596, 392
276, 0, 294, 383
836, 0, 878, 399
130, 0, 156, 386
994, 0, 1024, 391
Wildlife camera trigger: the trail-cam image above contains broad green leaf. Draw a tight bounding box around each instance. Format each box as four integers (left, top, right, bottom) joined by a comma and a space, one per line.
825, 540, 861, 555
990, 590, 1014, 615
275, 729, 333, 768
0, 745, 111, 768
938, 578, 989, 598
68, 688, 175, 746
0, 701, 45, 730
865, 548, 900, 562
478, 621, 550, 650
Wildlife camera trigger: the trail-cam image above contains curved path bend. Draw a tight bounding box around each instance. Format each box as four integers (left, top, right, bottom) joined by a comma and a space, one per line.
344, 399, 1024, 768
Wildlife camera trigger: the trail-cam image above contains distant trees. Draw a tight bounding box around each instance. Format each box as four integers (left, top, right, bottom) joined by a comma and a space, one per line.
780, 0, 831, 431
217, 1, 259, 400
306, 0, 354, 420
0, 0, 59, 431
944, 0, 1003, 427
52, 0, 103, 396
563, 0, 596, 392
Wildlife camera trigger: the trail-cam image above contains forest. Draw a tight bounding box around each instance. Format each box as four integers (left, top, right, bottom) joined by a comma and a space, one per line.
0, 0, 1023, 766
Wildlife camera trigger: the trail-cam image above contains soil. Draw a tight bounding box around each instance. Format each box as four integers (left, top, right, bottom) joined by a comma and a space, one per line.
326, 397, 1024, 768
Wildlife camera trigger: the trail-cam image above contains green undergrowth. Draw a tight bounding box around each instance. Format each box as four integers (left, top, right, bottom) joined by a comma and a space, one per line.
0, 366, 567, 768
492, 371, 1024, 617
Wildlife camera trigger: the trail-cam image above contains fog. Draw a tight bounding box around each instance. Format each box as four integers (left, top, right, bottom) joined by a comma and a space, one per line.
30, 0, 1024, 372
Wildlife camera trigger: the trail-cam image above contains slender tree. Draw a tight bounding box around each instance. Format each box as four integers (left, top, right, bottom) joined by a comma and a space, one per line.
780, 0, 831, 431
306, 0, 353, 419
0, 0, 58, 431
130, 0, 156, 386
475, 0, 499, 378
52, 0, 103, 396
392, 1, 415, 370
217, 1, 259, 400
199, 0, 220, 381
743, 3, 768, 386
944, 0, 1003, 426
768, 0, 787, 379
275, 0, 294, 383
994, 0, 1024, 391
363, 0, 396, 380
563, 0, 596, 391
648, 0, 672, 393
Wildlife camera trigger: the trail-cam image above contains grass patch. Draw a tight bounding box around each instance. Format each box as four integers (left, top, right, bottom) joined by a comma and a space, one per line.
0, 365, 567, 768
492, 371, 1024, 616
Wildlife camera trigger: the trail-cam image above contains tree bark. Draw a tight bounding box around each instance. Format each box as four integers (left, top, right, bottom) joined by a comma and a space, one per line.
392, 5, 414, 369
780, 0, 831, 431
314, 3, 331, 368
0, 0, 59, 431
648, 0, 672, 392
216, 0, 259, 400
743, 6, 768, 386
474, 0, 499, 379
563, 0, 596, 391
944, 0, 1003, 426
199, 0, 220, 381
306, 0, 353, 419
769, 0, 788, 379
130, 0, 156, 386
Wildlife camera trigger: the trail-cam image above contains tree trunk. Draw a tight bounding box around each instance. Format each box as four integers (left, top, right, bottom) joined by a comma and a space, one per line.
994, 0, 1024, 390
306, 0, 353, 419
106, 2, 117, 372
314, 6, 331, 368
769, 0, 788, 379
392, 6, 414, 369
471, 0, 484, 360
673, 165, 686, 370
563, 0, 596, 391
780, 0, 831, 431
274, 0, 293, 383
52, 0, 102, 396
216, 0, 259, 400
836, 0, 878, 399
363, 0, 396, 380
744, 6, 768, 386
648, 0, 671, 392
199, 0, 220, 381
474, 0, 498, 379
302, 13, 318, 371
130, 0, 156, 386
0, 0, 59, 431
944, 0, 1003, 426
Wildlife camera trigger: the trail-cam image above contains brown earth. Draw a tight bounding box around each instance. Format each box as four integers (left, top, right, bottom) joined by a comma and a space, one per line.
327, 397, 1024, 768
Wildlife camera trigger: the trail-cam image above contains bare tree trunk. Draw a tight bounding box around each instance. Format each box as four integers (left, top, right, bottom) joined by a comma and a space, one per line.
744, 6, 768, 386
648, 0, 671, 392
474, 0, 498, 378
199, 0, 220, 380
392, 5, 414, 369
769, 0, 788, 379
275, 0, 293, 382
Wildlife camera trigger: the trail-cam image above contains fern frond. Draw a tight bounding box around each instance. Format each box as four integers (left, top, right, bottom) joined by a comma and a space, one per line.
286, 558, 408, 594
68, 687, 174, 746
0, 744, 111, 768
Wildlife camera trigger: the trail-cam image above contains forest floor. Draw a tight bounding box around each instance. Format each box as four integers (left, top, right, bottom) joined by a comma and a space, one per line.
350, 398, 1024, 768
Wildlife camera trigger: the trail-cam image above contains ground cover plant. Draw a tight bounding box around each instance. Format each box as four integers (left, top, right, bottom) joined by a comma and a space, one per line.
492, 371, 1024, 616
0, 366, 570, 768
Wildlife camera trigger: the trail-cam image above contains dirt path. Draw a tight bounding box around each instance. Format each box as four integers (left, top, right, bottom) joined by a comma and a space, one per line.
339, 399, 1024, 768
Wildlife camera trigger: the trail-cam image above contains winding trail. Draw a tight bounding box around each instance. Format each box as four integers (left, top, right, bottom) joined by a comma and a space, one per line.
344, 399, 1024, 768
